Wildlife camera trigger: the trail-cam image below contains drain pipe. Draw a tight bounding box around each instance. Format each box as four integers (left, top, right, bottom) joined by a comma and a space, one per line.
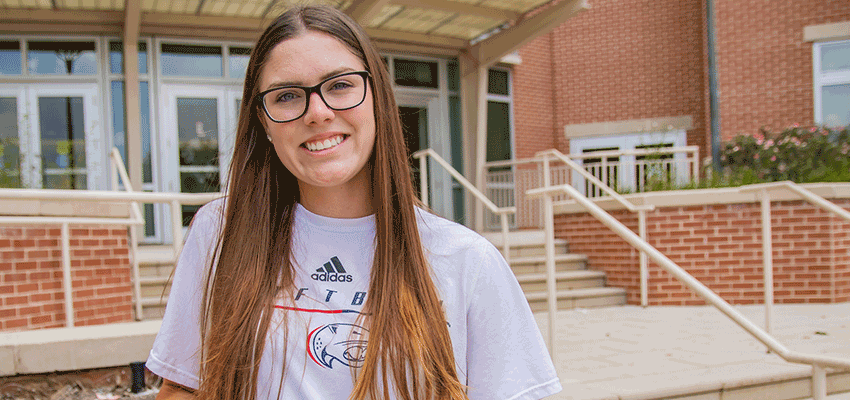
706, 0, 722, 171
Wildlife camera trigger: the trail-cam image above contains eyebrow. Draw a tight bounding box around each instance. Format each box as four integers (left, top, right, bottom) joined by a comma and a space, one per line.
262, 67, 359, 91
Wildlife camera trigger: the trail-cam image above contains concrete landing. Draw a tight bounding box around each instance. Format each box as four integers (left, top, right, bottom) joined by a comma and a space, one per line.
0, 320, 160, 376
538, 304, 850, 400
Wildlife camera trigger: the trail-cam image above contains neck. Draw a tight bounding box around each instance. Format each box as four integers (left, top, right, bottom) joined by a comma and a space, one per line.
297, 170, 373, 219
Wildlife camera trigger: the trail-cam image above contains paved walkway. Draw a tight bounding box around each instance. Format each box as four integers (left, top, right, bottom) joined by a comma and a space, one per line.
533, 304, 850, 400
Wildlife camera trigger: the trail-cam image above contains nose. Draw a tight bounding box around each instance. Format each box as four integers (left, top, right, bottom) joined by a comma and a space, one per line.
302, 91, 335, 125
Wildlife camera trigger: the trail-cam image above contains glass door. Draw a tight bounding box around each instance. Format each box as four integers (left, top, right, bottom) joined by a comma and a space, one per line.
396, 92, 452, 219
159, 84, 233, 242
0, 87, 25, 188
0, 84, 103, 190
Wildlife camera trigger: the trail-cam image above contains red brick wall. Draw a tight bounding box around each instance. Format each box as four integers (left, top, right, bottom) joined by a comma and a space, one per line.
0, 226, 133, 331
512, 0, 709, 156
513, 32, 557, 159
714, 0, 850, 139
511, 0, 850, 164
555, 199, 850, 305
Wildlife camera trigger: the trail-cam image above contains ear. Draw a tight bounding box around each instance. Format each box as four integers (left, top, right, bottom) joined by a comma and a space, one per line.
258, 109, 272, 143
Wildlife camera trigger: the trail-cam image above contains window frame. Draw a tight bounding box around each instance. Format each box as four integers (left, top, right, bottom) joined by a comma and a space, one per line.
813, 39, 850, 127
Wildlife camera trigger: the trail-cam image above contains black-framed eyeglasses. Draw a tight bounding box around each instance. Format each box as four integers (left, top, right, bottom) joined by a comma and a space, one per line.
255, 71, 371, 123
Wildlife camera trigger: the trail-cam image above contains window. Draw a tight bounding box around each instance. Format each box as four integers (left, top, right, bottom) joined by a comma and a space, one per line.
27, 40, 97, 75
0, 41, 21, 75
814, 40, 850, 127
394, 59, 439, 88
160, 43, 223, 77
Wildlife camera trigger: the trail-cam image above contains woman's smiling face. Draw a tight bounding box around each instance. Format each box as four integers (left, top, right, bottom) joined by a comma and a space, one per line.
258, 31, 376, 195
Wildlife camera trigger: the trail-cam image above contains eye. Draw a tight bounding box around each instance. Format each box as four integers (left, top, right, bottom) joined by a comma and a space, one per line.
326, 78, 355, 92
272, 89, 302, 104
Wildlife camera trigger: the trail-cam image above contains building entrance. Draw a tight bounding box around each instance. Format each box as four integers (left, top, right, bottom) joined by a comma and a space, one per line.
0, 84, 104, 190
156, 84, 240, 242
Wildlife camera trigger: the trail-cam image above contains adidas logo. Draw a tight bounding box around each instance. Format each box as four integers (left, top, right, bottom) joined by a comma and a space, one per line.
311, 256, 353, 282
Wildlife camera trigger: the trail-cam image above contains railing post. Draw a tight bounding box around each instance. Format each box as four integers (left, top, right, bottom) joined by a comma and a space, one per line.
760, 190, 774, 336
500, 213, 510, 266
61, 223, 74, 328
171, 200, 183, 264
541, 153, 557, 361
110, 158, 119, 191
129, 225, 143, 320
639, 209, 648, 307
812, 364, 827, 400
419, 152, 429, 208
601, 157, 608, 195
543, 191, 556, 362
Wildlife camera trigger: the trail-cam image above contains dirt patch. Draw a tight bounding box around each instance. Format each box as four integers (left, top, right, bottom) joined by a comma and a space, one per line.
0, 366, 159, 400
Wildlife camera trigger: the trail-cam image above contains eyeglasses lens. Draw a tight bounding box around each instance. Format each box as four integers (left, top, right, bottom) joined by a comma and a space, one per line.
262, 72, 367, 122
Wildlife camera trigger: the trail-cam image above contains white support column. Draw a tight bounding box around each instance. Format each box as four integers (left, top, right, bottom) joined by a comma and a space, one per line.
123, 0, 142, 192
459, 57, 489, 231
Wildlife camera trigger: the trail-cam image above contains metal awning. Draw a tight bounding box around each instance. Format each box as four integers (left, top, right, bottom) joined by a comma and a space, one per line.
0, 0, 588, 64
0, 0, 588, 230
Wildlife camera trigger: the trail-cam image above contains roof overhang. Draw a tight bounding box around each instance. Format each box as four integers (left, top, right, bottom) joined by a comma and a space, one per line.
0, 0, 588, 68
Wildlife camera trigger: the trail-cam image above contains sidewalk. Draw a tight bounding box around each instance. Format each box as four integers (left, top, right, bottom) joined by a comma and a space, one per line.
534, 303, 850, 400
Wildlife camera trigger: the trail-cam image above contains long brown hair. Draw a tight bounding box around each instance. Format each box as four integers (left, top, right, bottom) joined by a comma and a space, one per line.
199, 5, 466, 400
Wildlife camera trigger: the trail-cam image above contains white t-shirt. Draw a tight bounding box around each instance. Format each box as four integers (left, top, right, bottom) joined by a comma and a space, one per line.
147, 200, 561, 400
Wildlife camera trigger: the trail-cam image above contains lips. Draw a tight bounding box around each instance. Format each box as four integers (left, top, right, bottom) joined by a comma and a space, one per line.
303, 134, 348, 152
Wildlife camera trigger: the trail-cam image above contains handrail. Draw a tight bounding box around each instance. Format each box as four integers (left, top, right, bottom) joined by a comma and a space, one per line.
411, 149, 516, 265
737, 181, 850, 338
535, 149, 655, 317
483, 145, 699, 167
0, 148, 224, 325
107, 148, 145, 321
535, 149, 655, 214
528, 183, 850, 400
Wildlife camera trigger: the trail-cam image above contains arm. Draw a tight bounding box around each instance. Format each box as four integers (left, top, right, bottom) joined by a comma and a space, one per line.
156, 379, 196, 400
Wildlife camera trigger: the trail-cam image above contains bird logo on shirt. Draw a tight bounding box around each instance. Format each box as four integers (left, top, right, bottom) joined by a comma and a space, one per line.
307, 323, 369, 369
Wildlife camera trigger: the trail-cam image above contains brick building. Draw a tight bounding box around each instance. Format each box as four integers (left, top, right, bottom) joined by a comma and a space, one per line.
1, 0, 848, 330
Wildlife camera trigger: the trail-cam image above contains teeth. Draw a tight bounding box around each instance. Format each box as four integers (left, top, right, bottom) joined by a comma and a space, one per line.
305, 136, 344, 152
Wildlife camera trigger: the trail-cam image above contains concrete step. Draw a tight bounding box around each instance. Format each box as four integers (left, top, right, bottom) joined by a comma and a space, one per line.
656, 369, 850, 400
510, 253, 588, 275
516, 270, 606, 292
525, 287, 626, 312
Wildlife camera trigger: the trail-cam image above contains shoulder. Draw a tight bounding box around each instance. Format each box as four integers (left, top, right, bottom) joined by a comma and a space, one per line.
187, 197, 227, 235
415, 208, 500, 260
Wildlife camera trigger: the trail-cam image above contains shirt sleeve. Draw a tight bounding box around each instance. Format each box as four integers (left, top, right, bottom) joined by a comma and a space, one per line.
465, 241, 562, 400
145, 203, 221, 389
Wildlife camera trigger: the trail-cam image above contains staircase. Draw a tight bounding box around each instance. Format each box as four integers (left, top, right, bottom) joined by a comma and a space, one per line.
484, 230, 626, 312
135, 231, 625, 319
135, 245, 174, 320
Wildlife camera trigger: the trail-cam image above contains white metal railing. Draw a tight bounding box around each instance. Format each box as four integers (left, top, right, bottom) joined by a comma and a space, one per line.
527, 180, 850, 400
484, 146, 698, 228
0, 148, 223, 325
0, 149, 144, 327
412, 149, 516, 265
737, 181, 850, 338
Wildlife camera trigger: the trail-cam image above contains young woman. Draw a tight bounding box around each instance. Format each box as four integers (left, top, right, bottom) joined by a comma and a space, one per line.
147, 5, 560, 400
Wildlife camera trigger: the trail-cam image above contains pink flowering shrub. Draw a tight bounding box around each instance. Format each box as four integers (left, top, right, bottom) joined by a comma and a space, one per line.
720, 125, 850, 184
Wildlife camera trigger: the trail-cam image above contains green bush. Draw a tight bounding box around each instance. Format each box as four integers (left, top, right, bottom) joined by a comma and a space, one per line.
720, 124, 850, 184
